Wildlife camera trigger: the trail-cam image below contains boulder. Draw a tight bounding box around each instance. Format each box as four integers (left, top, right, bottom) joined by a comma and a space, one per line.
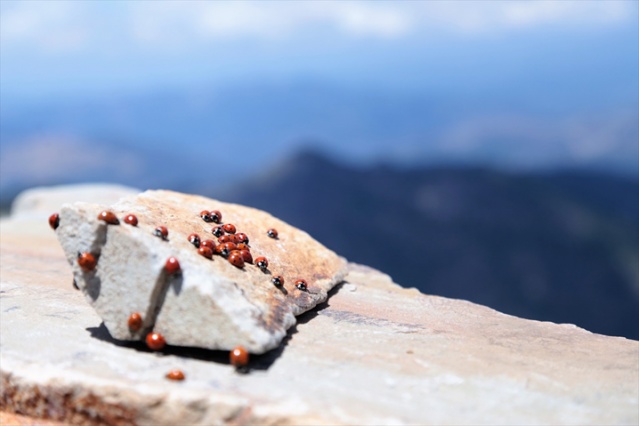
54, 190, 347, 354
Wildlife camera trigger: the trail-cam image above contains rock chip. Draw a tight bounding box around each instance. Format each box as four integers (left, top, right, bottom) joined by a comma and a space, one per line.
55, 189, 347, 354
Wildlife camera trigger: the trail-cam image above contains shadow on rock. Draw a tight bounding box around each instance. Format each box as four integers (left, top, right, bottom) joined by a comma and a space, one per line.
85, 280, 348, 371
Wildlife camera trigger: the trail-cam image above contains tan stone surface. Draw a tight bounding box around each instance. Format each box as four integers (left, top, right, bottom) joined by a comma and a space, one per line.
1, 185, 638, 425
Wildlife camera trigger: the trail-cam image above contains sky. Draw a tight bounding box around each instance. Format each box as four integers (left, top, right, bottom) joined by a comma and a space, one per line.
0, 0, 638, 192
2, 1, 637, 101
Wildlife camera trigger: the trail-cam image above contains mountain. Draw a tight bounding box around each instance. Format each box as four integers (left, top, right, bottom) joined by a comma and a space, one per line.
214, 149, 639, 340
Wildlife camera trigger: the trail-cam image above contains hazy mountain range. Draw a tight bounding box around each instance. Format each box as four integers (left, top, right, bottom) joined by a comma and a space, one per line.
216, 150, 639, 340
1, 81, 637, 208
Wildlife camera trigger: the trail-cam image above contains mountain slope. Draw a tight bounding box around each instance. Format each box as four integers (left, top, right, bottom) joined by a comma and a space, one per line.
215, 150, 639, 339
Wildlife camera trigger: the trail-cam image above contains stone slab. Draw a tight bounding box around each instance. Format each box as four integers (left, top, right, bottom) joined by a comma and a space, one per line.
1, 185, 638, 425
54, 190, 347, 353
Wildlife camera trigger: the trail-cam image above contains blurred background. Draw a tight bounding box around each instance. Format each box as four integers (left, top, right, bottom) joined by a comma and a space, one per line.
1, 1, 637, 338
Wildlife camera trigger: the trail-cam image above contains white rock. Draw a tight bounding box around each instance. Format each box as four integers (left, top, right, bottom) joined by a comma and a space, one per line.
55, 190, 348, 353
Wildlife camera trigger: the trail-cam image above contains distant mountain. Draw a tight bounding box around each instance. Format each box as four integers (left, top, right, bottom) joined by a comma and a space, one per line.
216, 149, 639, 340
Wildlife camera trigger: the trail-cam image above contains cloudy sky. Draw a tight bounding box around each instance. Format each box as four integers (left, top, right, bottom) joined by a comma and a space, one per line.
0, 1, 637, 188
2, 1, 637, 102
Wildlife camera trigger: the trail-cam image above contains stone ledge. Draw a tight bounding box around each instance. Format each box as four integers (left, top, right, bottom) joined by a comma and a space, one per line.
1, 185, 637, 425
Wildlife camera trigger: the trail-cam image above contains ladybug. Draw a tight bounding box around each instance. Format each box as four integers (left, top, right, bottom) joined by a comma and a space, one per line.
198, 246, 213, 259
128, 312, 143, 331
295, 279, 308, 291
200, 210, 212, 222
165, 369, 185, 381
77, 252, 97, 272
48, 213, 60, 230
98, 210, 120, 225
228, 251, 245, 268
223, 223, 236, 234
271, 275, 284, 287
230, 346, 249, 369
188, 233, 201, 248
165, 257, 181, 275
209, 210, 222, 224
123, 214, 138, 226
211, 226, 225, 237
200, 239, 216, 250
235, 233, 249, 244
153, 226, 169, 240
255, 256, 268, 271
217, 235, 233, 244
236, 243, 250, 251
267, 228, 278, 239
239, 249, 253, 264
218, 242, 237, 258
146, 332, 166, 351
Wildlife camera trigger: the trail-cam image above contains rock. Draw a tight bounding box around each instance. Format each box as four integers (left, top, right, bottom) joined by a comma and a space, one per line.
54, 190, 348, 354
1, 184, 638, 425
10, 183, 140, 220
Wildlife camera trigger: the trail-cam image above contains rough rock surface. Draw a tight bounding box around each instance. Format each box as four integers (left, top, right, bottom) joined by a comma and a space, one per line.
55, 189, 347, 353
1, 185, 638, 425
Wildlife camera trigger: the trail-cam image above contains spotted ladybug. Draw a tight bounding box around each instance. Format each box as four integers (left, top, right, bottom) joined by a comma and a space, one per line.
223, 223, 236, 234
271, 275, 284, 287
212, 226, 225, 237
123, 214, 138, 226
98, 210, 120, 225
295, 279, 308, 291
228, 251, 245, 268
188, 233, 201, 248
267, 228, 278, 239
153, 226, 169, 240
255, 256, 268, 271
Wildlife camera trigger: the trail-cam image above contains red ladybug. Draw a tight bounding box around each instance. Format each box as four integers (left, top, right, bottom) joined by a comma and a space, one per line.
123, 214, 138, 226
98, 210, 120, 225
239, 249, 253, 264
153, 226, 169, 240
236, 243, 250, 251
128, 312, 143, 331
165, 257, 181, 274
146, 332, 166, 351
217, 235, 233, 244
235, 233, 249, 244
230, 346, 249, 368
48, 213, 60, 230
165, 369, 185, 381
77, 252, 97, 272
271, 275, 284, 287
210, 210, 222, 224
218, 242, 237, 257
295, 279, 308, 291
188, 233, 201, 248
228, 251, 245, 268
211, 226, 225, 237
200, 239, 216, 249
267, 228, 278, 239
255, 256, 268, 271
223, 223, 236, 234
198, 246, 213, 259
200, 210, 212, 222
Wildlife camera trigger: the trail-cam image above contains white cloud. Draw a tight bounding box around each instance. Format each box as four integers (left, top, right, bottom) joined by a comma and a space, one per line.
3, 0, 632, 54
0, 1, 89, 53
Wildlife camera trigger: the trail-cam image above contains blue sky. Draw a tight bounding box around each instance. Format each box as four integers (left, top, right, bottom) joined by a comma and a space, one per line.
0, 1, 637, 191
2, 1, 637, 102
